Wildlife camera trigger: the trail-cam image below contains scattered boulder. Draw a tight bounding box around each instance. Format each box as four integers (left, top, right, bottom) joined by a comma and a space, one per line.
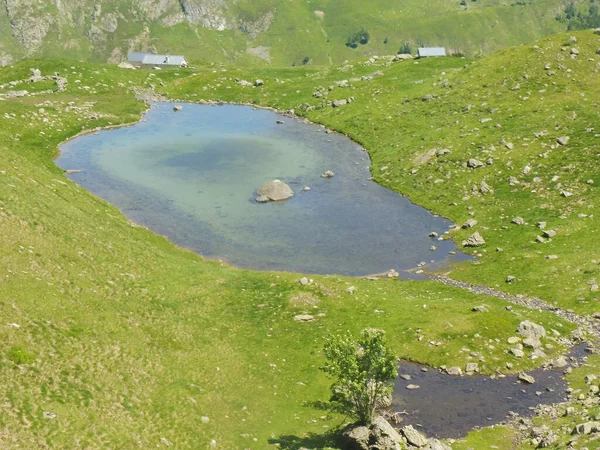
506, 276, 516, 283
238, 80, 253, 87
346, 286, 357, 294
518, 373, 535, 384
517, 321, 546, 339
510, 348, 525, 358
173, 105, 183, 112
446, 366, 463, 376
406, 384, 420, 390
256, 195, 269, 203
117, 62, 136, 70
371, 416, 403, 450
254, 79, 264, 86
401, 425, 428, 448
573, 422, 600, 435
344, 426, 371, 450
422, 94, 434, 102
465, 362, 479, 373
462, 219, 477, 229
472, 305, 487, 312
299, 277, 309, 286
508, 337, 521, 344
462, 232, 485, 248
333, 99, 348, 108
294, 314, 315, 322
552, 356, 569, 368
256, 180, 294, 202
322, 170, 335, 178
542, 230, 556, 238
424, 440, 452, 450
467, 159, 484, 169
511, 217, 525, 225
557, 136, 570, 146
523, 337, 541, 349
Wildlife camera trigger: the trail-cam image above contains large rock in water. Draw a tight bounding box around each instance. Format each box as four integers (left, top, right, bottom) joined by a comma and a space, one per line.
401, 425, 428, 447
256, 180, 294, 202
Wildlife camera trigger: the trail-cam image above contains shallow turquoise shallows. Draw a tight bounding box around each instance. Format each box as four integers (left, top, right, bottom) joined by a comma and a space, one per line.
57, 103, 467, 276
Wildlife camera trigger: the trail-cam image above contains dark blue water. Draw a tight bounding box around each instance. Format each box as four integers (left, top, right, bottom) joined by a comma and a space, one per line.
57, 103, 468, 276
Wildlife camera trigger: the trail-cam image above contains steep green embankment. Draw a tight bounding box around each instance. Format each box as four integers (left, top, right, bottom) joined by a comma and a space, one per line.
0, 0, 590, 66
0, 30, 599, 448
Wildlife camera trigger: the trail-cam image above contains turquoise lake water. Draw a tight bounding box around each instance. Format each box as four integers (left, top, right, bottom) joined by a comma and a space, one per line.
57, 103, 467, 276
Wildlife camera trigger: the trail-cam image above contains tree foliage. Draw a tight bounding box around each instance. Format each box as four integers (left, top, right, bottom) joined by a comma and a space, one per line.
321, 329, 398, 426
346, 29, 370, 48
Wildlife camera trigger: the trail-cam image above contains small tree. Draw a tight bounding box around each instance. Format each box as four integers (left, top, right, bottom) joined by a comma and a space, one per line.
321, 329, 398, 426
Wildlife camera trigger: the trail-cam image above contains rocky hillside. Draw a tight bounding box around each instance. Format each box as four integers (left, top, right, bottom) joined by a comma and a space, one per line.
0, 0, 590, 66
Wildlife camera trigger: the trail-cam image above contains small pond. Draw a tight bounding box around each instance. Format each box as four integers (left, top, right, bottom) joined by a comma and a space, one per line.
393, 345, 588, 438
57, 103, 468, 276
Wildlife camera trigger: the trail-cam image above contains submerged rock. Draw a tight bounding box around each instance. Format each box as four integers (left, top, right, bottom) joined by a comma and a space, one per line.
256, 180, 294, 202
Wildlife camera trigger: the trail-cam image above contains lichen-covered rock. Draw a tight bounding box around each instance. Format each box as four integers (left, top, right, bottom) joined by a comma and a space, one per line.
401, 425, 428, 448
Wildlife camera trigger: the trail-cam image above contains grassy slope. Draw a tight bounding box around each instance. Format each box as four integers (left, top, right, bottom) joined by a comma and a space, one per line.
0, 0, 587, 66
0, 55, 579, 448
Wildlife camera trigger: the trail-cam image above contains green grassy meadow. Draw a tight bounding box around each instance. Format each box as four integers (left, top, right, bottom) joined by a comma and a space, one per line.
0, 30, 599, 448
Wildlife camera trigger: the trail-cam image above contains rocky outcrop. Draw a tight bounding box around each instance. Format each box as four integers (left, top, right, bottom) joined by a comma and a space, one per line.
344, 418, 439, 450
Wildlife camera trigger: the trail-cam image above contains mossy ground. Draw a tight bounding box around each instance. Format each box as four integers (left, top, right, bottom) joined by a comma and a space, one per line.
0, 31, 599, 448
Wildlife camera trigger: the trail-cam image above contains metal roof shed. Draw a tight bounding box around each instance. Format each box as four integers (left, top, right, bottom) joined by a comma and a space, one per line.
128, 52, 149, 63
418, 47, 447, 57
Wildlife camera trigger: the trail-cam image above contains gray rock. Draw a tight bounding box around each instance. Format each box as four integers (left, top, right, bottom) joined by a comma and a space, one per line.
344, 426, 370, 450
517, 320, 546, 339
573, 422, 600, 435
479, 181, 493, 194
238, 80, 253, 87
332, 99, 348, 108
255, 195, 269, 203
173, 105, 183, 111
346, 286, 357, 294
536, 222, 547, 229
371, 417, 403, 450
465, 362, 479, 373
462, 219, 477, 229
117, 62, 136, 69
406, 384, 420, 390
462, 232, 485, 248
506, 276, 516, 283
557, 136, 570, 146
256, 180, 294, 202
552, 356, 569, 368
446, 366, 463, 376
518, 373, 535, 384
467, 159, 484, 169
543, 230, 556, 238
294, 314, 315, 322
511, 217, 525, 225
299, 277, 309, 286
509, 176, 519, 186
424, 440, 452, 450
321, 170, 335, 178
422, 94, 434, 102
523, 337, 541, 349
508, 337, 521, 344
401, 425, 428, 448
254, 79, 264, 86
510, 348, 525, 358
472, 305, 487, 312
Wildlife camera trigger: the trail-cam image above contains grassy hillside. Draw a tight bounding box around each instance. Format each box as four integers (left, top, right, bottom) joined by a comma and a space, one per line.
0, 0, 592, 66
0, 30, 599, 448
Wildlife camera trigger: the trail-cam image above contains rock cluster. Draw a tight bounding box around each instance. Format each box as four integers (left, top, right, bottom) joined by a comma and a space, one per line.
343, 417, 447, 450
